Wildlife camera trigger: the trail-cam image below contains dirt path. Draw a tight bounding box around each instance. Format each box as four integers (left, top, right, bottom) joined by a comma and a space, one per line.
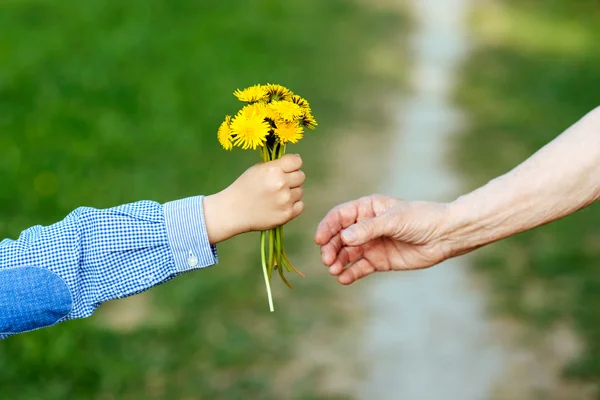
355, 1, 508, 399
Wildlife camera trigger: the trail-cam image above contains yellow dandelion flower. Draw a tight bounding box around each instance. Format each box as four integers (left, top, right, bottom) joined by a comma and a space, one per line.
233, 84, 268, 103
290, 94, 310, 109
239, 103, 264, 118
218, 115, 233, 150
264, 83, 293, 101
230, 112, 271, 150
254, 101, 279, 121
301, 110, 318, 130
275, 121, 304, 144
290, 94, 317, 129
269, 100, 303, 122
237, 102, 278, 127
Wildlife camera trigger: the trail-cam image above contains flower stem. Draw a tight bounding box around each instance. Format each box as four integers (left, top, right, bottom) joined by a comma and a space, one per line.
276, 226, 291, 272
260, 230, 274, 312
268, 228, 275, 279
277, 258, 292, 289
283, 251, 306, 278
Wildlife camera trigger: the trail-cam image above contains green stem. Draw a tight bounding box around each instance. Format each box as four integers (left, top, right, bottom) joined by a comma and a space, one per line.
274, 227, 292, 289
277, 223, 303, 277
258, 144, 274, 309
278, 142, 286, 158
260, 230, 274, 312
283, 251, 305, 278
271, 142, 278, 160
277, 226, 292, 273
274, 226, 281, 269
268, 228, 275, 280
277, 258, 292, 289
261, 146, 269, 162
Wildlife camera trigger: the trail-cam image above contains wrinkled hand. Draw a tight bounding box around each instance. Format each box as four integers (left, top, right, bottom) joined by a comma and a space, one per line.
314, 195, 451, 284
205, 154, 305, 243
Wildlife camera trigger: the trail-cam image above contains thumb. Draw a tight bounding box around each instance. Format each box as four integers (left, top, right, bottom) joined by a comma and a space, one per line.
341, 215, 389, 246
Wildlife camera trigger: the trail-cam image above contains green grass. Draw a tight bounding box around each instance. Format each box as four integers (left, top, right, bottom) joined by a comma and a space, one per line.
0, 1, 406, 398
455, 0, 600, 393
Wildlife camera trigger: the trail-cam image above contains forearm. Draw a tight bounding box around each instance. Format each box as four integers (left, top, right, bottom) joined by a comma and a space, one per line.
445, 107, 600, 256
0, 197, 217, 339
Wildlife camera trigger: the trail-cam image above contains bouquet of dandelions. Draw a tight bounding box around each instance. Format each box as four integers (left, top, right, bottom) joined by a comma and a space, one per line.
217, 83, 318, 312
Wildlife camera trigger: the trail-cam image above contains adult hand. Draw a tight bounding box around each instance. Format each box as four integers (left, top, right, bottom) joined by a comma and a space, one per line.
314, 195, 451, 285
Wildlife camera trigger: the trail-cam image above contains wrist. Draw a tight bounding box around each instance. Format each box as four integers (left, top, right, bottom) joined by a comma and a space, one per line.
203, 190, 243, 244
443, 173, 537, 257
441, 181, 517, 257
441, 198, 490, 258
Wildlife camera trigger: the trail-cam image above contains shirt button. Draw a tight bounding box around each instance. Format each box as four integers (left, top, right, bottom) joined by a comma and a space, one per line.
187, 254, 199, 267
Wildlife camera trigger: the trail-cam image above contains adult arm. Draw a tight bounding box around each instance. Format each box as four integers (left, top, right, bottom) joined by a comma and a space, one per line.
445, 106, 600, 255
316, 107, 600, 284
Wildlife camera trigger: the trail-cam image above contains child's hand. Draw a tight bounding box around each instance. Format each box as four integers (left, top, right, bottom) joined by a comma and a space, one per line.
204, 154, 306, 244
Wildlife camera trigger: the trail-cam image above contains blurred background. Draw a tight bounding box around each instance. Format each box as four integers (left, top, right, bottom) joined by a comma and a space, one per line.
1, 0, 599, 399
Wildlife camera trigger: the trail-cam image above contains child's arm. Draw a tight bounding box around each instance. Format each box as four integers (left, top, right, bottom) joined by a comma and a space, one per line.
0, 154, 305, 340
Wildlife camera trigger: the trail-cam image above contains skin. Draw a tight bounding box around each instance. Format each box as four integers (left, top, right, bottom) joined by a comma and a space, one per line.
315, 106, 600, 285
204, 153, 305, 244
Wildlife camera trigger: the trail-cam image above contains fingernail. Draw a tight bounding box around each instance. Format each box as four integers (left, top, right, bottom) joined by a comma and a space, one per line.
341, 229, 356, 243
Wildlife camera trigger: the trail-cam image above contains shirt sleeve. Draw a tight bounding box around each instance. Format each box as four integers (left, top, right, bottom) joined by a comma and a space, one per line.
0, 196, 217, 340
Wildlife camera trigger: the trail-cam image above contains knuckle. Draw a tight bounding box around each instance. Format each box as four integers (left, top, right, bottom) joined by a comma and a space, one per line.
275, 178, 286, 190
266, 165, 280, 177
357, 222, 369, 235
340, 205, 354, 219
280, 189, 292, 204
267, 172, 286, 191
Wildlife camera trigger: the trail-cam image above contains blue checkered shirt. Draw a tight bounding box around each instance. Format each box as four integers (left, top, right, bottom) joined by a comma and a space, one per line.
0, 196, 218, 340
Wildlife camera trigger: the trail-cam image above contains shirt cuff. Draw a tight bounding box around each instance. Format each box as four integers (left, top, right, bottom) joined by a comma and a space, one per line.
163, 196, 218, 272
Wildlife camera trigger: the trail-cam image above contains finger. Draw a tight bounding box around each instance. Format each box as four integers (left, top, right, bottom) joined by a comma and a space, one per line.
341, 214, 388, 246
291, 200, 305, 219
276, 154, 303, 173
314, 200, 363, 245
320, 233, 344, 266
286, 170, 306, 188
290, 187, 303, 203
328, 246, 363, 276
338, 258, 376, 285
